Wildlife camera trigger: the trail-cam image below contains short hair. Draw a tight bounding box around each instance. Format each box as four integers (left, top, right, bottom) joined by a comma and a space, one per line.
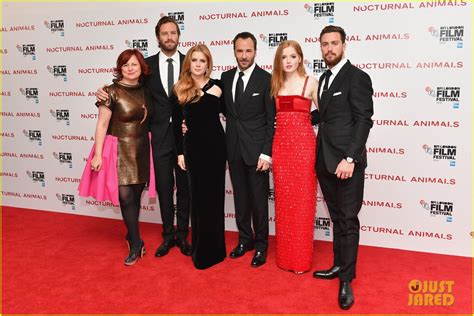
320, 25, 346, 44
155, 16, 181, 37
114, 49, 150, 81
232, 32, 257, 51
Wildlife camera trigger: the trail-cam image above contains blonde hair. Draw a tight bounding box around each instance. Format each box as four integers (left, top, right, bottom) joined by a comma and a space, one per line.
271, 40, 306, 98
174, 44, 213, 105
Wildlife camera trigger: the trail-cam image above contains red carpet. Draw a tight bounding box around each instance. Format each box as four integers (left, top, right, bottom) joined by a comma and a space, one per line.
2, 206, 472, 314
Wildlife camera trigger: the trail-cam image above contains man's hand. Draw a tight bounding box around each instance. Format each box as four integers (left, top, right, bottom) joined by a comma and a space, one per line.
177, 155, 186, 171
95, 85, 108, 102
181, 120, 188, 135
256, 158, 270, 172
335, 159, 354, 180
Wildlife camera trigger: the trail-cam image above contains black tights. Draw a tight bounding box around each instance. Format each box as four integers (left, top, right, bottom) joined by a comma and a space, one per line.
119, 184, 145, 252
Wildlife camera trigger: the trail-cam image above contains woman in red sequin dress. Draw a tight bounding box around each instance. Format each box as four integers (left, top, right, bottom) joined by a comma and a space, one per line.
271, 40, 319, 273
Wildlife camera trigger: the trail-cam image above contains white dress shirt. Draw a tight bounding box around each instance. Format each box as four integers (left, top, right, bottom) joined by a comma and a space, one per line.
319, 57, 348, 98
159, 50, 181, 97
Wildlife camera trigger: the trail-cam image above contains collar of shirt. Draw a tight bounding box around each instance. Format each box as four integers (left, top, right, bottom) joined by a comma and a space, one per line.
232, 62, 256, 100
327, 57, 348, 85
320, 58, 347, 98
159, 50, 180, 66
159, 50, 181, 97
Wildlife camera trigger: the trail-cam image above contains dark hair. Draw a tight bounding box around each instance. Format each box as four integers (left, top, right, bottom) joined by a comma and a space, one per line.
232, 32, 257, 51
113, 49, 150, 81
155, 16, 181, 37
320, 25, 346, 44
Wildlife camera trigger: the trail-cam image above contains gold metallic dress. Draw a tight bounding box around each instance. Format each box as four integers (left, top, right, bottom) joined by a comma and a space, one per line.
97, 80, 150, 185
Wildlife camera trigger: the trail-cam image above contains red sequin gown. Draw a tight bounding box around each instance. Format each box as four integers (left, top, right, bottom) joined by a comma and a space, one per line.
272, 77, 317, 273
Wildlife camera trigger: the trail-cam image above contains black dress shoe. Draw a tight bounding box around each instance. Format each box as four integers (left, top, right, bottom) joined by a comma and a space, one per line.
229, 243, 254, 259
176, 238, 192, 256
250, 251, 266, 268
313, 265, 341, 279
338, 281, 354, 310
154, 239, 176, 257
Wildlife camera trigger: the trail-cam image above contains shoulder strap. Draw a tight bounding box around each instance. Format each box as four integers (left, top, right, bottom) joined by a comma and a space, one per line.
301, 76, 309, 97
202, 79, 215, 92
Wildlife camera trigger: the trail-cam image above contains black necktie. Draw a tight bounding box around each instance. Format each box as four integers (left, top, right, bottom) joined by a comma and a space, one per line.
235, 71, 244, 107
323, 69, 332, 92
167, 58, 174, 97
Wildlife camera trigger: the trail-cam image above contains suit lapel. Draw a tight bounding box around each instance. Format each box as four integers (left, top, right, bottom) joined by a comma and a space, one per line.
226, 68, 238, 114
317, 72, 325, 109
320, 61, 352, 116
237, 65, 260, 114
179, 52, 185, 73
153, 52, 168, 97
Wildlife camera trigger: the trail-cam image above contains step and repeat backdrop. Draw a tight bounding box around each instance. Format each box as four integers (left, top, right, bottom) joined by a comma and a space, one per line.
1, 2, 471, 257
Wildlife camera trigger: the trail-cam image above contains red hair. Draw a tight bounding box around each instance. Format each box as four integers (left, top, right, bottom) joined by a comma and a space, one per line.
114, 49, 150, 81
271, 40, 306, 98
174, 44, 213, 105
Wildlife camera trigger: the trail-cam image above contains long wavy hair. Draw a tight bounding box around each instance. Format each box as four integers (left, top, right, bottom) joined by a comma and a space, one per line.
271, 40, 306, 98
174, 44, 213, 105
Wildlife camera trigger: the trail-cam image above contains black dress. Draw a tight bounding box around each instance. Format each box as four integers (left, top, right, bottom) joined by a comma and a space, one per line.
174, 79, 226, 269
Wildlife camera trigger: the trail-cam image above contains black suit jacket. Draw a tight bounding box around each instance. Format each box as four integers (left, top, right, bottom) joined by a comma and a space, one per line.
221, 65, 275, 165
145, 52, 185, 159
314, 60, 374, 173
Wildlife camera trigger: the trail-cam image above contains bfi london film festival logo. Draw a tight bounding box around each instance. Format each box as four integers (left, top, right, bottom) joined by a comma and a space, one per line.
422, 144, 456, 167
428, 26, 464, 48
56, 193, 76, 210
44, 19, 65, 36
304, 2, 335, 22
47, 65, 68, 81
26, 170, 45, 186
304, 58, 327, 75
408, 280, 454, 306
260, 33, 288, 49
125, 39, 149, 57
20, 88, 39, 103
161, 12, 185, 31
419, 200, 453, 222
268, 189, 275, 202
50, 109, 70, 125
53, 152, 73, 168
315, 216, 331, 237
425, 86, 460, 109
16, 44, 36, 60
23, 129, 42, 145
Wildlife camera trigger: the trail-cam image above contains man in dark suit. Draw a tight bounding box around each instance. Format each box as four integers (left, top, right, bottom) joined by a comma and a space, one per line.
311, 25, 374, 310
221, 32, 275, 268
145, 17, 191, 257
96, 16, 191, 257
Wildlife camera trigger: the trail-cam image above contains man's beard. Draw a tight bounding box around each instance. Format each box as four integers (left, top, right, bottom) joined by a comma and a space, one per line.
323, 53, 343, 67
160, 41, 178, 53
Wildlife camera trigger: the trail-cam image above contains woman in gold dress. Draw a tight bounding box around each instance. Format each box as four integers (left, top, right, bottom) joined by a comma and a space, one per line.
90, 49, 152, 266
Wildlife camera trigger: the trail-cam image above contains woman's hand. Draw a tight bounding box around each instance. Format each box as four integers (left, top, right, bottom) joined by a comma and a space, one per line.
90, 155, 102, 172
177, 155, 186, 171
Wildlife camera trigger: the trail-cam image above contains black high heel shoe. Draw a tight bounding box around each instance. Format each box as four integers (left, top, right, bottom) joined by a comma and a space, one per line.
124, 240, 146, 266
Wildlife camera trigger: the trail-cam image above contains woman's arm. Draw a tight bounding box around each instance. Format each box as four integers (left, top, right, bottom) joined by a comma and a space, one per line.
90, 106, 112, 171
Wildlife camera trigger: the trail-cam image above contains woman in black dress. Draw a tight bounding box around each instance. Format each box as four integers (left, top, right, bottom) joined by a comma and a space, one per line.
173, 44, 226, 269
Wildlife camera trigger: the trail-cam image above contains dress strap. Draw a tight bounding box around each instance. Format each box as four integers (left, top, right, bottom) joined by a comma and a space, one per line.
202, 79, 215, 92
301, 76, 309, 97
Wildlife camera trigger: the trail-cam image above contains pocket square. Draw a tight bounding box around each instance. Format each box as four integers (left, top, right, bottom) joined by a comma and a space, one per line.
333, 92, 342, 96
252, 93, 260, 96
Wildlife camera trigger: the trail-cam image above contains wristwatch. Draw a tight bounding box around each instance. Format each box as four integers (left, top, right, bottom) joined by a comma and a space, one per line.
346, 157, 354, 163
